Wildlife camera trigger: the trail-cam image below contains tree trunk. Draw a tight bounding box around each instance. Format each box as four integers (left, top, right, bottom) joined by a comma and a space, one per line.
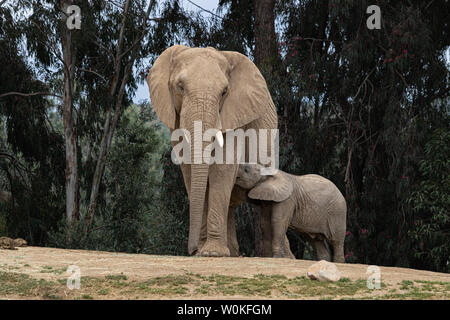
254, 0, 277, 67
85, 0, 153, 231
253, 0, 277, 257
61, 0, 79, 222
85, 62, 132, 231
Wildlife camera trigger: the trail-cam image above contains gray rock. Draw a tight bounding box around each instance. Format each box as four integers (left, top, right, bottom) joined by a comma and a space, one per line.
306, 260, 341, 282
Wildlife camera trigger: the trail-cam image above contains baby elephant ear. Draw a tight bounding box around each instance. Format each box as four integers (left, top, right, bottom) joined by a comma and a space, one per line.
248, 173, 293, 202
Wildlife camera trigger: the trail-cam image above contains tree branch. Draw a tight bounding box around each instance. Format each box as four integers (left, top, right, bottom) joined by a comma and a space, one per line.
80, 68, 107, 83
0, 91, 62, 99
104, 0, 125, 10
30, 20, 65, 68
86, 0, 152, 232
108, 0, 131, 98
119, 0, 154, 59
351, 68, 375, 102
186, 0, 223, 19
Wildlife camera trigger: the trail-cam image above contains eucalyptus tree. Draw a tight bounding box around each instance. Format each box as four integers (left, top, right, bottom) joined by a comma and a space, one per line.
276, 0, 449, 268
9, 0, 158, 228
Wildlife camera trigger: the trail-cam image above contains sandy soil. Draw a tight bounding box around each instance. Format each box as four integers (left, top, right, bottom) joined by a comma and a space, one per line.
0, 246, 449, 299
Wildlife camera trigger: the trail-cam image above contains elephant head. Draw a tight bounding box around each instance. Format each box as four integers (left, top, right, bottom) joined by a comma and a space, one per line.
236, 163, 293, 202
147, 45, 272, 255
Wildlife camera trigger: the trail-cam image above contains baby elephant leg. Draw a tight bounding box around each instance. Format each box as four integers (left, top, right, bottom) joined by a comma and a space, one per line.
270, 203, 293, 258
282, 235, 295, 259
265, 215, 294, 258
309, 238, 332, 261
330, 239, 345, 263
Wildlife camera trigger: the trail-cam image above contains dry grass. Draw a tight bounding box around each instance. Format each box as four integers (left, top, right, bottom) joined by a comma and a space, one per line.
0, 247, 449, 300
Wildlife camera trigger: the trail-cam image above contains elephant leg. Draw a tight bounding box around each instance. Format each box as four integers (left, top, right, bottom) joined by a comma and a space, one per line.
329, 204, 347, 263
226, 185, 248, 257
330, 239, 345, 263
255, 204, 293, 258
199, 163, 238, 257
270, 204, 289, 258
270, 202, 295, 258
309, 238, 332, 261
282, 235, 295, 259
271, 233, 296, 260
198, 188, 209, 252
227, 206, 239, 257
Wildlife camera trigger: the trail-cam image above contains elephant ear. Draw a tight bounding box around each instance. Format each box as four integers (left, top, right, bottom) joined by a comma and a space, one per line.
147, 45, 189, 129
219, 51, 272, 130
248, 172, 293, 202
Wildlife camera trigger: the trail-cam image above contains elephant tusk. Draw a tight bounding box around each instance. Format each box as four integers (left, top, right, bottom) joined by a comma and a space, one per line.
183, 131, 191, 145
215, 130, 224, 148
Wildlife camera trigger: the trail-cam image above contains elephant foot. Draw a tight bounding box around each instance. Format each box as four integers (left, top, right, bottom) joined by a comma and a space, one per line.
199, 240, 230, 257
228, 245, 239, 257
272, 251, 284, 258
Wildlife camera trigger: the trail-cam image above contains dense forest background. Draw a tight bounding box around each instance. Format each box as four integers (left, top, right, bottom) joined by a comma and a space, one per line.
0, 0, 448, 273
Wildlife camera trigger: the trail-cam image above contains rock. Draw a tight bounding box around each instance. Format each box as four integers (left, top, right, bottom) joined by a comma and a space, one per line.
306, 260, 341, 282
0, 237, 27, 250
14, 238, 27, 247
0, 237, 16, 250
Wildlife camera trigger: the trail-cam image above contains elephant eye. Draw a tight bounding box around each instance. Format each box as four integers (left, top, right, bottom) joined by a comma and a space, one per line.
178, 82, 184, 93
222, 87, 228, 97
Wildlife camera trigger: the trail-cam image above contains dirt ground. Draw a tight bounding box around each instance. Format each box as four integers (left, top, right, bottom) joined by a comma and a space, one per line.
0, 246, 449, 300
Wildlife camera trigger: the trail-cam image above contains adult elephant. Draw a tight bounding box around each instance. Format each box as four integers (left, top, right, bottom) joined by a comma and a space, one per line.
147, 45, 285, 257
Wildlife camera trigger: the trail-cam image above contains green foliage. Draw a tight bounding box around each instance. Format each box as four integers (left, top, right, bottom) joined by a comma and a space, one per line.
47, 103, 166, 253
407, 128, 450, 272
150, 147, 190, 255
0, 4, 65, 244
268, 0, 449, 270
102, 104, 164, 252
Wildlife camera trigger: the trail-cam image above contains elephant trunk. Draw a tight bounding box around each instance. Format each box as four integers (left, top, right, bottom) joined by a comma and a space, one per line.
182, 96, 218, 255
188, 163, 208, 254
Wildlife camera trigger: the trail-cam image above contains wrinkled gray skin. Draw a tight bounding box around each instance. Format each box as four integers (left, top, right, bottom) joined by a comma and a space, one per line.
235, 164, 347, 262
147, 45, 279, 257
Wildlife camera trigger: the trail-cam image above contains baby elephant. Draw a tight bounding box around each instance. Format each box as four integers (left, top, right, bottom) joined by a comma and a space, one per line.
236, 164, 346, 263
